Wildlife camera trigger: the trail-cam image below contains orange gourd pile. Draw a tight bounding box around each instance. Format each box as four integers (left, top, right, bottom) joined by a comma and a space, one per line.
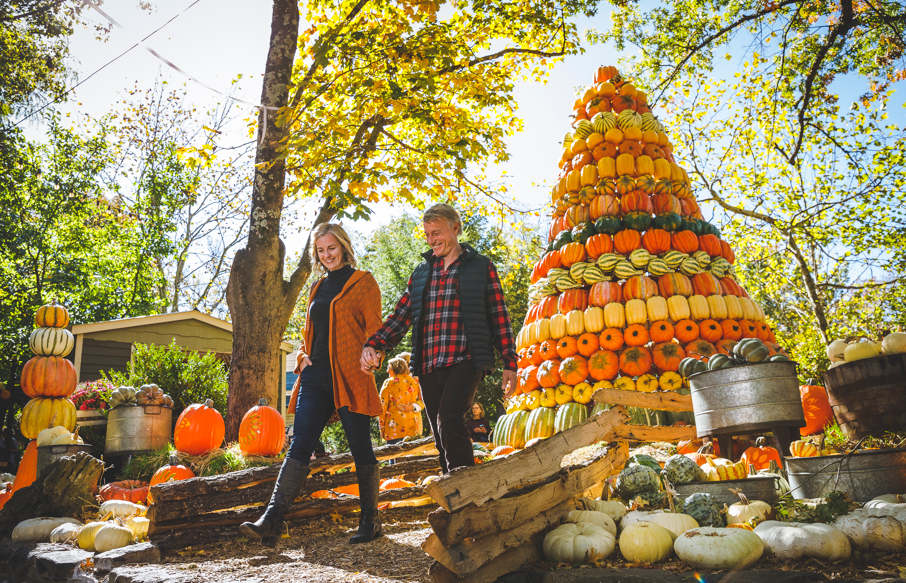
512, 66, 782, 417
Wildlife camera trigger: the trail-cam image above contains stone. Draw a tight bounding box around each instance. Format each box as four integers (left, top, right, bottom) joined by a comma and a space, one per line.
95, 543, 161, 573
107, 566, 196, 583
33, 548, 95, 581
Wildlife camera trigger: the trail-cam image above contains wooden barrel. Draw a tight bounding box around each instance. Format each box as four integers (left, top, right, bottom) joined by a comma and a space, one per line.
823, 354, 906, 439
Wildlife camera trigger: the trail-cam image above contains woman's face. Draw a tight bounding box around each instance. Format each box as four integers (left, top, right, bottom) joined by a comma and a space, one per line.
471, 403, 482, 417
316, 233, 345, 271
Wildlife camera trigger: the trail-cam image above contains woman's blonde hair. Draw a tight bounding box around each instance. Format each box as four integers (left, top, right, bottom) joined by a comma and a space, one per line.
470, 402, 485, 418
388, 352, 411, 376
310, 223, 357, 275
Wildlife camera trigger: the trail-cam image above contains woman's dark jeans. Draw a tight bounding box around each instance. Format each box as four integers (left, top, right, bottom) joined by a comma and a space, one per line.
287, 365, 377, 466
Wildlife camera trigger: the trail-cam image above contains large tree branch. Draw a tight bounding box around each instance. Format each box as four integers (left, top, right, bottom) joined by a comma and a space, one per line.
817, 274, 906, 290
1, 0, 66, 22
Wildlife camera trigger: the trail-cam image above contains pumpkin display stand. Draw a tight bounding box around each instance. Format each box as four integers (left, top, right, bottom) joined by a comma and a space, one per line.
822, 353, 906, 439
36, 443, 93, 475
785, 447, 906, 502
105, 404, 173, 457
75, 408, 107, 427
688, 361, 805, 461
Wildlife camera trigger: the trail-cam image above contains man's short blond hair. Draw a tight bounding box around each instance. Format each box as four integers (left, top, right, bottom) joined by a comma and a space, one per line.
422, 203, 462, 235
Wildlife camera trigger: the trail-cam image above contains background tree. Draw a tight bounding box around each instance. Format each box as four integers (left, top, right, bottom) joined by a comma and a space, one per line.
224, 0, 600, 438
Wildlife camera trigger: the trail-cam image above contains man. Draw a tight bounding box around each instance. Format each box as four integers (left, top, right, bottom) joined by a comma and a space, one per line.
361, 204, 518, 473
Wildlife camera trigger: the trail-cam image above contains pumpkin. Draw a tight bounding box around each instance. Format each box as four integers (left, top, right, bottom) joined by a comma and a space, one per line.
704, 457, 748, 481
381, 478, 417, 490
641, 229, 670, 255
566, 510, 618, 537
619, 347, 652, 376
674, 527, 764, 570
49, 522, 81, 543
10, 441, 38, 495
844, 339, 881, 362
557, 336, 579, 359
674, 320, 700, 344
686, 339, 716, 360
663, 453, 706, 484
599, 328, 624, 351
652, 342, 685, 372
622, 275, 658, 301
21, 356, 77, 398
686, 444, 717, 467
99, 480, 150, 504
649, 321, 674, 344
789, 438, 821, 457
150, 454, 195, 487
647, 511, 699, 539
588, 350, 619, 381
238, 398, 286, 456
881, 332, 906, 354
726, 489, 773, 524
589, 282, 622, 308
671, 231, 699, 254
92, 522, 135, 552
554, 402, 589, 432
619, 522, 674, 564
108, 386, 138, 408
754, 521, 851, 561
495, 411, 529, 448
125, 516, 151, 540
716, 339, 737, 355
543, 522, 616, 563
740, 437, 782, 471
537, 359, 562, 388
624, 324, 649, 347
657, 272, 693, 297
576, 332, 600, 358
35, 301, 70, 328
579, 497, 627, 524
20, 397, 75, 439
174, 399, 225, 455
12, 517, 82, 542
620, 509, 662, 531
36, 425, 69, 447
720, 319, 742, 341
28, 327, 74, 357
697, 319, 722, 344
559, 356, 589, 386
613, 229, 642, 254
525, 407, 556, 441
99, 499, 147, 518
519, 366, 541, 393
833, 511, 906, 553
50, 426, 83, 445
559, 289, 589, 314
799, 382, 834, 436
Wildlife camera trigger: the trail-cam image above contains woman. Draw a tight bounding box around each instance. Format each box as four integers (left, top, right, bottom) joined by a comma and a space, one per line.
240, 223, 384, 548
465, 402, 491, 443
378, 353, 424, 444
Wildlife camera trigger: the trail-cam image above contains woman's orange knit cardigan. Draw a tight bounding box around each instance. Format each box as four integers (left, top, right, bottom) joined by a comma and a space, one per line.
287, 270, 383, 417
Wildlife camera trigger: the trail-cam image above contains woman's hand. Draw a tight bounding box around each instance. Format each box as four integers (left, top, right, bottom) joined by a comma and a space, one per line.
394, 403, 414, 413
297, 355, 312, 372
474, 426, 487, 433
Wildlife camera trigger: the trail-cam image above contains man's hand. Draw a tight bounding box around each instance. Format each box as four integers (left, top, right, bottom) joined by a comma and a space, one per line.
361, 347, 382, 373
502, 370, 518, 398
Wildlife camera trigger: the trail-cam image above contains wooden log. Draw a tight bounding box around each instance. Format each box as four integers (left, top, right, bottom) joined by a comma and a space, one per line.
146, 457, 440, 523
427, 442, 628, 547
428, 532, 545, 583
593, 388, 693, 412
606, 423, 697, 442
425, 406, 629, 513
423, 498, 573, 576
148, 486, 427, 534
0, 452, 104, 538
149, 436, 437, 503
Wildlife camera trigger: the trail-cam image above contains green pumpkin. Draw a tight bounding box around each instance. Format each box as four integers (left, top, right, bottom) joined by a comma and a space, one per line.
680, 218, 701, 235
664, 454, 706, 484
683, 493, 724, 527
678, 357, 708, 377
700, 221, 721, 238
624, 212, 652, 231
594, 216, 623, 236
735, 338, 769, 363
571, 222, 597, 245
652, 212, 683, 232
615, 465, 661, 499
707, 354, 734, 370
628, 454, 662, 473
769, 354, 790, 362
553, 229, 573, 250
635, 489, 666, 507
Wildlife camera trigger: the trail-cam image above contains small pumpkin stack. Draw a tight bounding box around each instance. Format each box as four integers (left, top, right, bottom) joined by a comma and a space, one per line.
20, 302, 77, 440
514, 66, 782, 427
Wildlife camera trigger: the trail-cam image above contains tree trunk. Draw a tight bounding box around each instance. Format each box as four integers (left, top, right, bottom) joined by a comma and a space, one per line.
224, 0, 301, 440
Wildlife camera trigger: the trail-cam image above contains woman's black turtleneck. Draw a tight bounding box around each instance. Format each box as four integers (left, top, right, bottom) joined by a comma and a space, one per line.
309, 265, 355, 369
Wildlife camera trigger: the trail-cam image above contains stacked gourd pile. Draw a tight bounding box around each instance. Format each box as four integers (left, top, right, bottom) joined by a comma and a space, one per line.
11, 499, 151, 552
511, 65, 780, 434
20, 302, 78, 439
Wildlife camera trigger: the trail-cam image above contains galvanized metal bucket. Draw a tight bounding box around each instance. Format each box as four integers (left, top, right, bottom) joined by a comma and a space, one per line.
76, 409, 107, 427
689, 361, 805, 437
673, 476, 778, 507
36, 444, 93, 475
105, 405, 173, 456
785, 448, 906, 502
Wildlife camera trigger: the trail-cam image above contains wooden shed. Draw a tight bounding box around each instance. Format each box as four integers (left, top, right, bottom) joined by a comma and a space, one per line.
70, 310, 294, 418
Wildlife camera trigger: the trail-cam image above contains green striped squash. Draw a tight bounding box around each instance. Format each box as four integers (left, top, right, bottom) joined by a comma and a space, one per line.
496, 410, 529, 449
614, 261, 643, 280
582, 266, 607, 284
628, 249, 652, 269
647, 258, 671, 277
591, 402, 609, 416
596, 254, 622, 274
555, 276, 583, 291
679, 257, 703, 276
640, 113, 659, 132
29, 327, 74, 357
692, 251, 711, 268
573, 120, 593, 139
591, 112, 617, 134
563, 132, 574, 147
525, 407, 556, 441
662, 250, 688, 269
554, 403, 589, 434
569, 262, 591, 283
617, 110, 643, 130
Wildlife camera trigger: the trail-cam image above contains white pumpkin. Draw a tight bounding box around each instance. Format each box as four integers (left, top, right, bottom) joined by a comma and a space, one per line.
826, 339, 848, 362
543, 522, 616, 563
674, 527, 764, 570
579, 497, 627, 523
834, 511, 906, 553
77, 521, 107, 552
844, 340, 880, 362
124, 516, 150, 540
646, 512, 699, 540
754, 521, 851, 561
726, 491, 772, 525
618, 522, 674, 564
50, 427, 83, 445
12, 517, 82, 542
99, 500, 147, 518
37, 426, 70, 447
881, 332, 906, 354
620, 509, 662, 531
862, 494, 905, 509
94, 522, 134, 552
49, 522, 81, 543
565, 510, 617, 537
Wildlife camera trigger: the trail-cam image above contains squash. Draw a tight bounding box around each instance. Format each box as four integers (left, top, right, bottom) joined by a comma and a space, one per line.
620, 509, 662, 531
619, 522, 674, 564
36, 425, 69, 447
108, 386, 138, 408
99, 499, 147, 518
94, 522, 135, 552
49, 522, 81, 543
833, 510, 906, 553
174, 399, 225, 455
12, 517, 82, 542
826, 339, 848, 362
579, 497, 627, 524
646, 511, 698, 540
99, 480, 150, 504
740, 437, 782, 471
35, 301, 70, 328
28, 327, 74, 357
543, 521, 616, 563
799, 381, 834, 436
50, 427, 83, 445
20, 397, 76, 439
21, 356, 77, 398
674, 527, 764, 570
566, 509, 617, 537
124, 515, 150, 540
78, 521, 107, 551
881, 332, 906, 354
726, 489, 772, 524
754, 521, 851, 561
844, 339, 880, 362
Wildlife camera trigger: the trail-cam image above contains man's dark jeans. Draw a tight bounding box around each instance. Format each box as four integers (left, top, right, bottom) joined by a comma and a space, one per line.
420, 360, 483, 473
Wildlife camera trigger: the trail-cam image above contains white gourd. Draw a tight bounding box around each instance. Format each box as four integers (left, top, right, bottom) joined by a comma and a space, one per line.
77, 521, 107, 552
579, 497, 627, 524
50, 427, 83, 446
618, 522, 674, 564
37, 426, 70, 447
826, 339, 848, 362
834, 511, 906, 552
726, 491, 772, 524
124, 516, 150, 540
12, 517, 82, 542
646, 512, 699, 540
674, 527, 764, 570
93, 522, 134, 552
620, 510, 662, 531
542, 522, 616, 563
881, 332, 906, 354
99, 500, 147, 518
844, 340, 880, 362
862, 494, 906, 509
49, 522, 81, 543
565, 510, 617, 537
754, 521, 851, 561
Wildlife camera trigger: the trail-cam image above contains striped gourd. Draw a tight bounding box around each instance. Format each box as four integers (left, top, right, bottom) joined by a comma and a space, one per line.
592, 112, 617, 134
628, 249, 652, 269
569, 262, 591, 283
525, 407, 556, 441
679, 257, 702, 276
574, 120, 593, 139
556, 276, 582, 291
614, 261, 643, 280
554, 403, 589, 434
640, 113, 660, 132
496, 410, 529, 449
662, 250, 687, 269
647, 258, 671, 277
692, 251, 711, 268
617, 110, 643, 130
582, 266, 607, 284
709, 258, 729, 278
539, 281, 558, 296
29, 327, 74, 357
563, 132, 574, 147
20, 396, 76, 439
596, 254, 622, 273
547, 268, 569, 284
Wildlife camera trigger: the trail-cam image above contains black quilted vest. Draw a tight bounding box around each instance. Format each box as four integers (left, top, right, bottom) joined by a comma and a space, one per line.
409, 243, 496, 374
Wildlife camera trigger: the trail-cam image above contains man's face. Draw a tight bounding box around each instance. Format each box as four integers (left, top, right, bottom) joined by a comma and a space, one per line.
423, 219, 459, 258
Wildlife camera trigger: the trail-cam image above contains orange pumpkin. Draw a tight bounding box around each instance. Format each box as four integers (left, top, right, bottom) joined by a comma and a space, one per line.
699, 319, 723, 343
620, 191, 653, 215
641, 229, 671, 255
800, 382, 834, 436
21, 355, 77, 398
589, 194, 620, 219
727, 523, 755, 531
150, 454, 195, 487
686, 339, 717, 361
537, 359, 562, 388
519, 365, 541, 393
588, 350, 620, 381
557, 336, 580, 359
720, 278, 743, 297
755, 322, 771, 342
10, 441, 37, 495
599, 328, 625, 351
692, 273, 722, 297
517, 349, 531, 369
35, 301, 70, 328
652, 193, 681, 215
657, 272, 693, 297
585, 234, 614, 259
699, 234, 722, 257
612, 94, 636, 113
671, 231, 699, 254
613, 230, 642, 254
716, 338, 737, 355
174, 399, 226, 455
99, 480, 150, 504
720, 240, 736, 263
677, 439, 701, 455
652, 342, 686, 372
589, 282, 622, 307
624, 324, 650, 347
618, 140, 644, 158
559, 356, 589, 385
741, 437, 783, 471
532, 250, 562, 282
539, 340, 559, 361
559, 242, 587, 267
679, 198, 702, 218
619, 346, 653, 376
577, 333, 600, 357
615, 175, 636, 195
622, 275, 658, 301
721, 320, 743, 341
381, 478, 416, 490
674, 320, 700, 344
649, 320, 675, 344
558, 289, 589, 314
595, 65, 619, 83
539, 296, 560, 319
739, 320, 759, 339
238, 398, 286, 456
527, 343, 544, 366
